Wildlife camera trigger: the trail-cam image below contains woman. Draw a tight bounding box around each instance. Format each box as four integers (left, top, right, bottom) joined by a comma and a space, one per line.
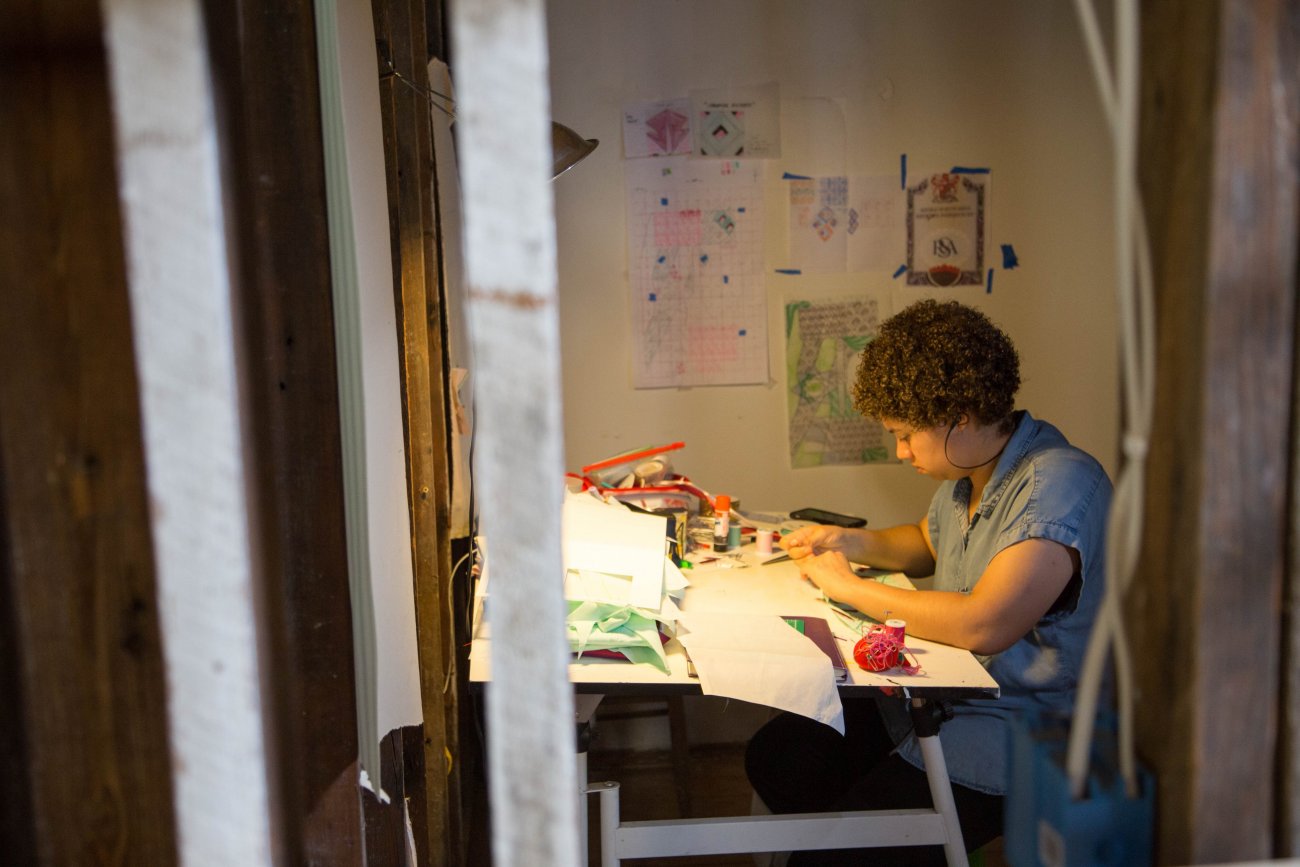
746, 299, 1111, 865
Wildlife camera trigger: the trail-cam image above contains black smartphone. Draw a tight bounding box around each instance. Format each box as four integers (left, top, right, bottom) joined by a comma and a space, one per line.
788, 507, 867, 528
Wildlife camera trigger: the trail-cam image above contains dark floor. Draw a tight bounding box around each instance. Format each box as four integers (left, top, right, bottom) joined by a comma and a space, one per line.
586, 743, 757, 866
585, 744, 1010, 867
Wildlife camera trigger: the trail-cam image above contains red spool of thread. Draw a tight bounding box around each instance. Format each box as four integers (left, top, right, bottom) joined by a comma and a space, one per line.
883, 618, 906, 643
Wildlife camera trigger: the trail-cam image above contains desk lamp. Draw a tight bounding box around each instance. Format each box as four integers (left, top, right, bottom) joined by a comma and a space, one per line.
551, 121, 598, 179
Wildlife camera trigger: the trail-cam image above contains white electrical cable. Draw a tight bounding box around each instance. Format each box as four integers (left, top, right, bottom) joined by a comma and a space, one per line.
1065, 0, 1155, 799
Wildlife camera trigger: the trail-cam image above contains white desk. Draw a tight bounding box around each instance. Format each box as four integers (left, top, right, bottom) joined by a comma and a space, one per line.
470, 547, 999, 865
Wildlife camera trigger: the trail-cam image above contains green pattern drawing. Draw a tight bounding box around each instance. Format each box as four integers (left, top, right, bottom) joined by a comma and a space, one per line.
785, 297, 894, 467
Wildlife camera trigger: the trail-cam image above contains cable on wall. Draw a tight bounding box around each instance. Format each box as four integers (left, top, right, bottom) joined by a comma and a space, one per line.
1066, 0, 1156, 798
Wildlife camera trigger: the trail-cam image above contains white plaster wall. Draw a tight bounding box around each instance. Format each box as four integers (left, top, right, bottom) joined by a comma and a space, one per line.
547, 0, 1117, 540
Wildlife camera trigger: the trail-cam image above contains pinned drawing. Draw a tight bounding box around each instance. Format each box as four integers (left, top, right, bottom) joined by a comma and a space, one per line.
623, 97, 693, 158
906, 171, 989, 287
691, 82, 781, 158
786, 296, 894, 467
786, 174, 905, 274
626, 156, 767, 388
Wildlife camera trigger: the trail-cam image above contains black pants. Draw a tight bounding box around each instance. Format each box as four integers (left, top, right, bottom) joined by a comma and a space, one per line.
744, 699, 1003, 866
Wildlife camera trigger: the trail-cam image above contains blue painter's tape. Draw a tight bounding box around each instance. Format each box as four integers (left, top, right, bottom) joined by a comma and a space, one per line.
660, 197, 669, 206
649, 293, 657, 301
782, 171, 813, 180
739, 329, 747, 336
723, 275, 730, 284
1001, 244, 1020, 269
775, 269, 802, 275
986, 269, 994, 293
900, 154, 907, 189
738, 207, 746, 213
892, 264, 907, 278
951, 166, 990, 174
657, 255, 666, 264
700, 254, 709, 263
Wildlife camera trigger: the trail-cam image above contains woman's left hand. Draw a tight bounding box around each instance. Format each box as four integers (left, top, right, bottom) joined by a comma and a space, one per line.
797, 550, 859, 602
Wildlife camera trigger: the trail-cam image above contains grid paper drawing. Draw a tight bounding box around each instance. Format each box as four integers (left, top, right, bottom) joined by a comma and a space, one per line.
786, 297, 893, 467
626, 157, 767, 388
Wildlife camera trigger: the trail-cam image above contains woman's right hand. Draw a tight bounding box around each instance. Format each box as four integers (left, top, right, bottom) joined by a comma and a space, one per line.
778, 524, 850, 561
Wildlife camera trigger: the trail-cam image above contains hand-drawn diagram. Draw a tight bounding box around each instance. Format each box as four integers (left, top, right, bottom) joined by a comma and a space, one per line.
690, 83, 781, 159
622, 98, 693, 158
787, 175, 905, 273
906, 171, 988, 286
626, 157, 767, 388
786, 296, 894, 467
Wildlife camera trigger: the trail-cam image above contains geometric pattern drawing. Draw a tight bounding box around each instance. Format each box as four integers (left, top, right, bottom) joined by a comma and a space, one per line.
819, 176, 848, 207
646, 108, 690, 154
813, 207, 837, 242
654, 209, 703, 247
698, 109, 745, 157
623, 97, 694, 158
785, 296, 893, 467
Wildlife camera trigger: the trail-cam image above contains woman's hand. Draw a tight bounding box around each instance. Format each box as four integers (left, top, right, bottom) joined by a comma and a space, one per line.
796, 550, 861, 603
779, 524, 852, 561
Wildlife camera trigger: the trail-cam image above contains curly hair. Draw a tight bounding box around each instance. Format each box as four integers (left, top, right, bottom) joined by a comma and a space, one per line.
852, 299, 1020, 432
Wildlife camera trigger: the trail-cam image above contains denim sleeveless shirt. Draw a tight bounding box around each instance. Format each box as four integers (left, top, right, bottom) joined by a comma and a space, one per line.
878, 411, 1111, 795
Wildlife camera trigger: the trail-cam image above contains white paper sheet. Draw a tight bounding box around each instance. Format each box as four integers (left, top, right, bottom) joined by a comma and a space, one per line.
677, 612, 844, 733
562, 493, 668, 610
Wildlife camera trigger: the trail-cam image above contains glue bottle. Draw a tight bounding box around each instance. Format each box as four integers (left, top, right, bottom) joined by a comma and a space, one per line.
712, 494, 731, 552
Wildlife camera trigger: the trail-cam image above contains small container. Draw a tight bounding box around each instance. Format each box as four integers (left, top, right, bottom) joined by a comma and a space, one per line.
727, 523, 741, 549
712, 494, 731, 552
756, 528, 775, 555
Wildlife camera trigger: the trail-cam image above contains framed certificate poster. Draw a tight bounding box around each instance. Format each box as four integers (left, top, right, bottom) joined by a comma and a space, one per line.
906, 171, 988, 287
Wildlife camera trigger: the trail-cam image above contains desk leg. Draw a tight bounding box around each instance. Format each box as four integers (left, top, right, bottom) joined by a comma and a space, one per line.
575, 694, 605, 867
588, 781, 620, 867
911, 699, 968, 867
577, 746, 588, 867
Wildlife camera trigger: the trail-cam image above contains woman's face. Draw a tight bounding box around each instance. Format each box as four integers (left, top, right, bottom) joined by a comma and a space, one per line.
880, 417, 955, 479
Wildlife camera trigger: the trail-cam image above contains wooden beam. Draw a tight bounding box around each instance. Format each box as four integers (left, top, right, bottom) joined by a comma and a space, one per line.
0, 2, 178, 861
201, 1, 365, 863
1135, 0, 1299, 861
371, 0, 461, 861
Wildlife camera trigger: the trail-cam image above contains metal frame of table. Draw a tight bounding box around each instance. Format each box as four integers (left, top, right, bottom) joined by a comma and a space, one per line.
471, 549, 1000, 866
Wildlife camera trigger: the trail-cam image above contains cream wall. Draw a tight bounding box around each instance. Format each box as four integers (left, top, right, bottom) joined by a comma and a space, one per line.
546, 0, 1118, 534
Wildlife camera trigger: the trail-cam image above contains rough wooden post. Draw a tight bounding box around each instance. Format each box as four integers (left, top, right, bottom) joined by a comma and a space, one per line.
0, 3, 179, 862
448, 1, 581, 865
102, 0, 279, 862
1134, 0, 1299, 861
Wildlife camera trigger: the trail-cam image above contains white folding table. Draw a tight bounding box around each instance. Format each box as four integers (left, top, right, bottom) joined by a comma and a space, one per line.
469, 547, 999, 866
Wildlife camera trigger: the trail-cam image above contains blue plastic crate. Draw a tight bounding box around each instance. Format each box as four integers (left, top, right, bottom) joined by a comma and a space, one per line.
1004, 709, 1154, 866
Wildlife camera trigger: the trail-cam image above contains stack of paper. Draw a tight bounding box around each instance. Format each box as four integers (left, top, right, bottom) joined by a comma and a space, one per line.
562, 491, 689, 673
